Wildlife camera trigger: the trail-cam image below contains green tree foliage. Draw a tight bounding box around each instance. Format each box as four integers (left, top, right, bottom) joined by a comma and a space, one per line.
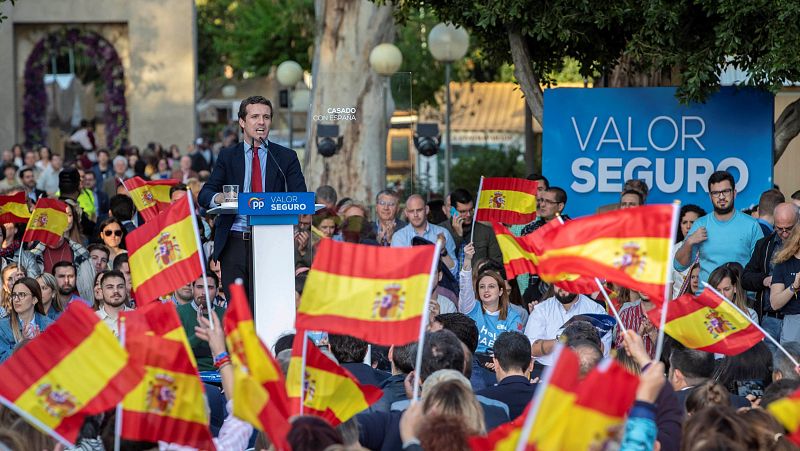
451, 147, 526, 195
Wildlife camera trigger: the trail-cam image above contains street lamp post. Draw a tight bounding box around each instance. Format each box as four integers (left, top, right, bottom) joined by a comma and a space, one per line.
276, 60, 304, 150
369, 43, 403, 189
427, 23, 469, 194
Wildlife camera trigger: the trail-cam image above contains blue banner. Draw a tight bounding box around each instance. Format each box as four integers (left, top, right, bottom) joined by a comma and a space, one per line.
238, 192, 316, 216
543, 87, 773, 217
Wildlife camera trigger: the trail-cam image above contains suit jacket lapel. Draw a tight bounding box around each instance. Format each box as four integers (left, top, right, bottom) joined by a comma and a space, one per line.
232, 142, 246, 191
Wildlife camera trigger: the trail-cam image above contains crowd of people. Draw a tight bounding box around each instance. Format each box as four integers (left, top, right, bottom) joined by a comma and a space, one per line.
1, 127, 800, 451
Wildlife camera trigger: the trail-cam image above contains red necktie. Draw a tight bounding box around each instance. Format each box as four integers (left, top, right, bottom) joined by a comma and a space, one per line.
251, 146, 263, 192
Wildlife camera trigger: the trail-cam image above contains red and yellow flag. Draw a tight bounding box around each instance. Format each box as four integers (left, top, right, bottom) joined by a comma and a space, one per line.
125, 195, 202, 303
535, 204, 677, 301
295, 239, 438, 346
767, 386, 800, 446
0, 302, 142, 445
493, 222, 596, 294
287, 333, 383, 426
22, 198, 69, 246
469, 345, 580, 450
563, 360, 639, 449
224, 282, 292, 450
475, 177, 538, 224
121, 334, 215, 450
123, 176, 177, 222
0, 191, 30, 223
122, 301, 197, 367
647, 288, 764, 355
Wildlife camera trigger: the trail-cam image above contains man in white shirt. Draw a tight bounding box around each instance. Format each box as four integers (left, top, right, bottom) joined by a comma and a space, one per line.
524, 286, 608, 370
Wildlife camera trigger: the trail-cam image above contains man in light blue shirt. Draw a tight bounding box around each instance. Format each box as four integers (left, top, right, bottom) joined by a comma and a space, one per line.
674, 171, 762, 286
391, 194, 457, 276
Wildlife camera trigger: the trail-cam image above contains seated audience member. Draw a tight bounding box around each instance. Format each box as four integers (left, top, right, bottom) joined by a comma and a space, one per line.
712, 341, 772, 399
614, 291, 658, 360
177, 274, 225, 371
669, 345, 750, 413
287, 416, 343, 451
476, 331, 536, 420
682, 406, 763, 450
684, 381, 731, 415
95, 270, 132, 337
380, 342, 417, 408
0, 277, 54, 362
429, 312, 484, 391
328, 334, 389, 386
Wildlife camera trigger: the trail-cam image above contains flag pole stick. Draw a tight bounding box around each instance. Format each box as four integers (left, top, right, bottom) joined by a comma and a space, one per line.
702, 282, 800, 368
187, 192, 215, 330
299, 330, 309, 415
114, 317, 126, 451
595, 278, 626, 333
515, 345, 565, 451
655, 202, 680, 362
412, 240, 443, 402
469, 176, 484, 244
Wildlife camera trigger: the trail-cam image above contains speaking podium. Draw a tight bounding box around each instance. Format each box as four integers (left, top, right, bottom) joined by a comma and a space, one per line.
209, 192, 320, 347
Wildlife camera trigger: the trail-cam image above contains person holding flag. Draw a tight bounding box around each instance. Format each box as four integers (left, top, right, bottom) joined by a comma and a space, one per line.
439, 188, 502, 271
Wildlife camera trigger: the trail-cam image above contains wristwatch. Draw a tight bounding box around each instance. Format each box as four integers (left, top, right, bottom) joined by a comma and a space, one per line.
790, 285, 798, 293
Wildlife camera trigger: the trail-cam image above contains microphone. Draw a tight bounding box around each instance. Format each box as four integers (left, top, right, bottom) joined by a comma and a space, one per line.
260, 137, 288, 192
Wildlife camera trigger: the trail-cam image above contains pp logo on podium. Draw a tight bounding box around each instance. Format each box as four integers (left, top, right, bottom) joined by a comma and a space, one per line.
247, 197, 266, 210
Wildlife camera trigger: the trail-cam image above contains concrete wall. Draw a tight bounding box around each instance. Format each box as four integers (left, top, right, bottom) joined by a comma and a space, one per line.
0, 0, 196, 150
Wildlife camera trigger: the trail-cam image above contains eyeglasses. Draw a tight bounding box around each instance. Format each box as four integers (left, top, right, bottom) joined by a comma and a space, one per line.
709, 188, 733, 198
9, 292, 30, 301
776, 225, 796, 234
377, 200, 397, 207
538, 198, 562, 206
103, 229, 123, 237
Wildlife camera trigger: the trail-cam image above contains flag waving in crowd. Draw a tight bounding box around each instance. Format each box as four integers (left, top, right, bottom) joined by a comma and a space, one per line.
122, 176, 177, 222
0, 192, 30, 223
223, 281, 292, 450
0, 303, 141, 445
126, 194, 202, 302
22, 198, 69, 246
475, 177, 539, 224
295, 239, 440, 346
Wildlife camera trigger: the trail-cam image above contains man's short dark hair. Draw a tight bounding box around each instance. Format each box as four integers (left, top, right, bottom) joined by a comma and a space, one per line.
109, 195, 135, 221
392, 342, 417, 374
52, 261, 76, 276
237, 96, 273, 120
526, 173, 549, 189
562, 320, 601, 349
758, 189, 785, 216
18, 167, 33, 179
762, 379, 800, 408
101, 270, 126, 286
620, 189, 644, 205
113, 253, 129, 269
420, 330, 466, 381
328, 334, 368, 363
197, 272, 219, 288
98, 148, 110, 158
792, 190, 800, 201
773, 341, 800, 381
273, 333, 295, 356
316, 185, 338, 206
450, 188, 473, 207
434, 313, 478, 353
493, 332, 531, 373
375, 189, 399, 203
170, 183, 188, 198
87, 243, 110, 258
572, 339, 603, 375
547, 187, 567, 205
707, 170, 735, 191
670, 346, 715, 380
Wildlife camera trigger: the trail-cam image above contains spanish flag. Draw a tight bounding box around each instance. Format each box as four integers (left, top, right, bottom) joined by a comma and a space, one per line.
647, 289, 764, 355
295, 239, 438, 346
536, 204, 678, 301
767, 387, 800, 446
125, 195, 202, 303
123, 176, 177, 222
563, 359, 639, 449
469, 345, 580, 450
287, 333, 383, 426
0, 303, 141, 445
121, 334, 215, 450
475, 177, 538, 224
122, 301, 197, 367
22, 198, 69, 247
0, 191, 30, 223
493, 222, 596, 294
224, 281, 291, 450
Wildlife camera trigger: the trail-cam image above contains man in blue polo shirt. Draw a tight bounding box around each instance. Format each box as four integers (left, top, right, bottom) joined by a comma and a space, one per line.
674, 170, 762, 289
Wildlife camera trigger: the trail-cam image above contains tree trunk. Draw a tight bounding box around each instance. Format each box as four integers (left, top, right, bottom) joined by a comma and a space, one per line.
303, 0, 394, 202
775, 97, 800, 163
508, 30, 544, 126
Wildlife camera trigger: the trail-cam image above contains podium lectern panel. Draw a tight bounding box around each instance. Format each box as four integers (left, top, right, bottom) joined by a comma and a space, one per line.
212, 192, 319, 348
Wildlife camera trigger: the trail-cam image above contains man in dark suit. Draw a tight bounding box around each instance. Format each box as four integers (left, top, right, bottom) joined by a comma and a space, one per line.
198, 95, 307, 302
476, 331, 537, 420
669, 346, 750, 413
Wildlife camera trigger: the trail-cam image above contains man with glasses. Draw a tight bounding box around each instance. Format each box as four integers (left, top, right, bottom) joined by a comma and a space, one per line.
373, 189, 406, 247
743, 202, 799, 342
520, 187, 570, 303
439, 188, 501, 269
674, 170, 763, 289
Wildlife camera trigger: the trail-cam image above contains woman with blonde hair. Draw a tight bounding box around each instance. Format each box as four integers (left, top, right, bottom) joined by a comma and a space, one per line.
421, 371, 486, 435
0, 277, 53, 362
770, 225, 800, 342
35, 273, 61, 320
